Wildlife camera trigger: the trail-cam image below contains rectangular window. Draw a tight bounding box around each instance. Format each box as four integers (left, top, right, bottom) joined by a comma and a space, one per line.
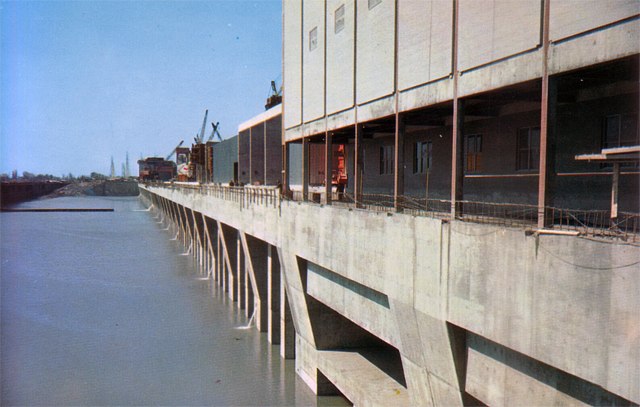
379, 145, 394, 175
309, 27, 318, 51
413, 141, 432, 174
516, 127, 540, 171
334, 5, 345, 34
368, 0, 382, 10
604, 114, 639, 148
465, 134, 482, 172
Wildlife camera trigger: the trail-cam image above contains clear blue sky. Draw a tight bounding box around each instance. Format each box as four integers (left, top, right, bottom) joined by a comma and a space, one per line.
1, 0, 282, 177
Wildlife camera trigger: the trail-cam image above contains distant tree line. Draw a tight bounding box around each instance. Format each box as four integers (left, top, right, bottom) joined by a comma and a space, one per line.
0, 171, 112, 182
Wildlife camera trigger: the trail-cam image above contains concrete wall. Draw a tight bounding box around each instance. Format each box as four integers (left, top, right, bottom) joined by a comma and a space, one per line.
238, 129, 250, 184
212, 136, 238, 184
143, 184, 640, 405
265, 115, 283, 185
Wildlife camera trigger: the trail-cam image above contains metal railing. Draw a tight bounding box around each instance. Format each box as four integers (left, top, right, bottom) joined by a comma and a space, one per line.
144, 182, 639, 242
546, 207, 639, 241
148, 182, 280, 210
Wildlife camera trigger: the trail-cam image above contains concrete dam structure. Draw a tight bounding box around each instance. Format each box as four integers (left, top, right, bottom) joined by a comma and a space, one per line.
139, 184, 638, 406
136, 1, 639, 405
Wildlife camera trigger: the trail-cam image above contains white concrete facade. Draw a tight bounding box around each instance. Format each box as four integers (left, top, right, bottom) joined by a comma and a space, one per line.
283, 0, 640, 140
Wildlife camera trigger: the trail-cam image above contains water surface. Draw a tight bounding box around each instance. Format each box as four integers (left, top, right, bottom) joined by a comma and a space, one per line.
1, 196, 335, 406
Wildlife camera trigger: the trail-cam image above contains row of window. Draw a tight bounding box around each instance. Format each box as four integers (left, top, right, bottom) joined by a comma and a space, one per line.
309, 1, 382, 51
376, 129, 534, 176
375, 114, 639, 175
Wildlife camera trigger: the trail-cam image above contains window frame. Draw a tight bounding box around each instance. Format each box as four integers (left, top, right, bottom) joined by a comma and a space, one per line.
334, 4, 345, 34
309, 26, 318, 51
368, 0, 382, 10
464, 134, 482, 173
413, 141, 432, 174
516, 126, 540, 172
379, 145, 394, 175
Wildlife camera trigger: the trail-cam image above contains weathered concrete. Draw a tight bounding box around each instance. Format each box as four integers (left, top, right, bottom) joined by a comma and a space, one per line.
141, 184, 640, 405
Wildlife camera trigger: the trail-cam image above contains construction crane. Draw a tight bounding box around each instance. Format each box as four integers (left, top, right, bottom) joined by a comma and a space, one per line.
271, 80, 282, 97
265, 80, 282, 109
195, 109, 208, 143
166, 140, 184, 161
206, 122, 222, 142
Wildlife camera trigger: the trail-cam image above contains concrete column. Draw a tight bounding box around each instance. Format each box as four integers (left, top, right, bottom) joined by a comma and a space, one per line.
354, 123, 363, 206
244, 256, 254, 318
236, 232, 245, 309
324, 132, 333, 205
391, 302, 465, 406
181, 205, 192, 249
268, 244, 281, 344
394, 114, 405, 211
450, 99, 465, 218
302, 138, 309, 201
192, 210, 205, 268
168, 201, 180, 237
175, 203, 187, 246
202, 214, 216, 279
280, 278, 296, 359
240, 233, 268, 332
218, 223, 237, 300
216, 226, 222, 284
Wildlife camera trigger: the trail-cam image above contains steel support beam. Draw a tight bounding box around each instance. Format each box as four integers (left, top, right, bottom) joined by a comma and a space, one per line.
537, 0, 557, 228
451, 99, 465, 218
354, 123, 363, 207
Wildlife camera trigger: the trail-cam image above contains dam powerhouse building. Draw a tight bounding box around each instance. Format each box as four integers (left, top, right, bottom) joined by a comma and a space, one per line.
141, 1, 640, 405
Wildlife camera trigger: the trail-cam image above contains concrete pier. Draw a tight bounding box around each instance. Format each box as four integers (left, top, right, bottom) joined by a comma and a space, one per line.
140, 184, 639, 406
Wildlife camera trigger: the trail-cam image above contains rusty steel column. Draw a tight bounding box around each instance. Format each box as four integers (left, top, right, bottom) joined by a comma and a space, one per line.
394, 114, 405, 211
451, 100, 465, 218
537, 0, 557, 228
324, 132, 333, 204
354, 123, 363, 207
450, 0, 463, 219
302, 138, 309, 201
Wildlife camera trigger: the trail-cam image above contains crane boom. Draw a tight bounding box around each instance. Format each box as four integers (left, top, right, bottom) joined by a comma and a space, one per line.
198, 109, 208, 143
206, 122, 222, 142
166, 140, 184, 161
